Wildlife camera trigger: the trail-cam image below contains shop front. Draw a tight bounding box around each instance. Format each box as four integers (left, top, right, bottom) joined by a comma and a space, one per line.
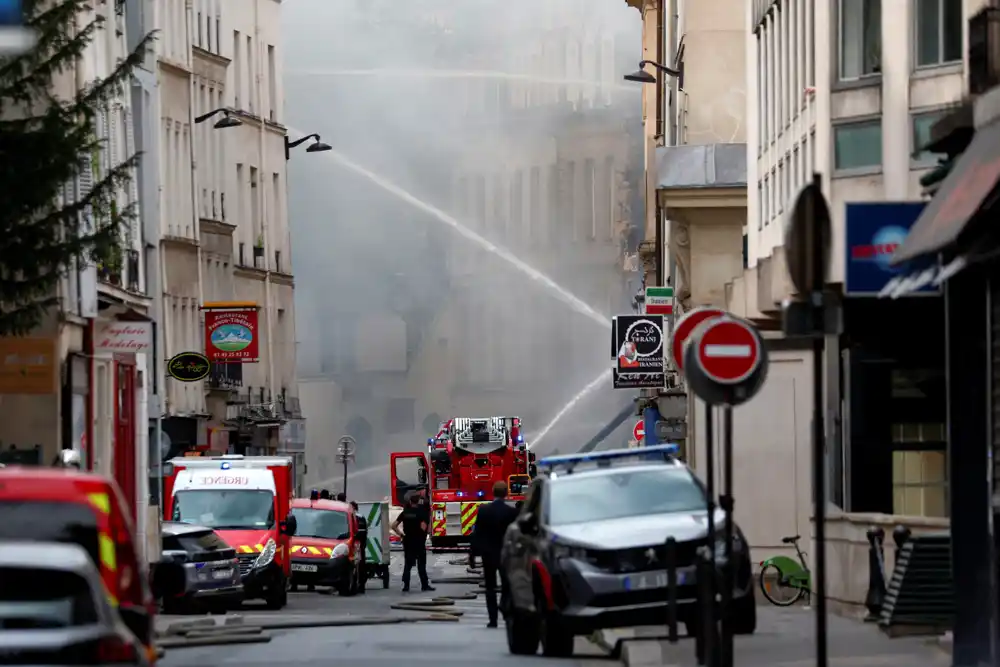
885, 94, 1000, 667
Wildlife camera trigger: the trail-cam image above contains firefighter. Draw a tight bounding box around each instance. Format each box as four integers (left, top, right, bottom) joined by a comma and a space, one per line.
391, 491, 434, 593
319, 489, 331, 500
349, 501, 368, 594
470, 481, 519, 628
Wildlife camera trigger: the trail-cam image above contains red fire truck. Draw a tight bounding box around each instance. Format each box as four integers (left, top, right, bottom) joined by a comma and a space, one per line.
389, 416, 536, 549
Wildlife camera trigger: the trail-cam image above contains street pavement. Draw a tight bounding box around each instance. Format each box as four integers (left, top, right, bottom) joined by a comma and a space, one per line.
158, 555, 949, 667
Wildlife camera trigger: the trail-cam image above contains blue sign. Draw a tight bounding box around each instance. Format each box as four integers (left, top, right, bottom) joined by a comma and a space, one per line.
844, 202, 937, 296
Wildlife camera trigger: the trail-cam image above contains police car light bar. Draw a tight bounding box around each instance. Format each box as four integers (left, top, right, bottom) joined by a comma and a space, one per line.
537, 443, 680, 470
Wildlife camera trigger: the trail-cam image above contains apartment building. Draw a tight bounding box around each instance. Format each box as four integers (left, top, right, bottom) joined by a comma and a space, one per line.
149, 0, 304, 480
717, 0, 966, 614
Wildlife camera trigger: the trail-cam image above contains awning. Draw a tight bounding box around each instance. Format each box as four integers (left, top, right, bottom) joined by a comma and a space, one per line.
892, 119, 1000, 265
878, 255, 968, 299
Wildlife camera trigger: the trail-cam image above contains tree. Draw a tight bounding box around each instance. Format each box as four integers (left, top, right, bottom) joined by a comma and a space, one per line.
0, 0, 153, 335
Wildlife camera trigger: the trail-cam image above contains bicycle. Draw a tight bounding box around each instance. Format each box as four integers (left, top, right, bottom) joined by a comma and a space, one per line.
759, 534, 812, 606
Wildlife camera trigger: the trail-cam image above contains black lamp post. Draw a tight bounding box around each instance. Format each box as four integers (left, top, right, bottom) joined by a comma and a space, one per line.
284, 134, 332, 160
194, 108, 242, 129
623, 59, 683, 84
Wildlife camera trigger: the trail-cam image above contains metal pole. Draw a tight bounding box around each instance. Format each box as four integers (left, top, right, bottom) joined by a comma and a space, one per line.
703, 405, 717, 667
666, 536, 678, 643
342, 457, 348, 497
720, 406, 735, 667
153, 320, 164, 516
811, 171, 828, 667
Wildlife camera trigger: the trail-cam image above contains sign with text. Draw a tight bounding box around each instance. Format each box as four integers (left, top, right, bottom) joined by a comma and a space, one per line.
0, 337, 56, 394
614, 314, 665, 374
95, 321, 153, 355
845, 202, 936, 296
205, 306, 259, 362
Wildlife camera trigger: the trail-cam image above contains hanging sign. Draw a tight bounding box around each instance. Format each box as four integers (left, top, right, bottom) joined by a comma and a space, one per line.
203, 303, 260, 363
95, 321, 153, 354
167, 352, 211, 383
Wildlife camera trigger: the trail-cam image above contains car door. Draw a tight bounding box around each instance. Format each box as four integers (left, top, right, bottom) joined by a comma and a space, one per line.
503, 479, 543, 612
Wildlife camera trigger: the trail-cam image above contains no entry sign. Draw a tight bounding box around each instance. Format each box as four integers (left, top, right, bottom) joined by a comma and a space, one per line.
633, 421, 645, 441
670, 307, 724, 370
695, 318, 762, 385
682, 313, 769, 407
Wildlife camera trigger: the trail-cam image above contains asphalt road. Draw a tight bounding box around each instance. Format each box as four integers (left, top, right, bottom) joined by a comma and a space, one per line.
158, 553, 611, 667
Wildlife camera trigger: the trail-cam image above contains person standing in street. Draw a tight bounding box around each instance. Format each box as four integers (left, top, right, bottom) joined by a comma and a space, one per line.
470, 481, 519, 628
391, 492, 435, 593
350, 500, 368, 594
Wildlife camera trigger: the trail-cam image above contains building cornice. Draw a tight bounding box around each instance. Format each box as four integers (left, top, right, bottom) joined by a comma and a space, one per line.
232, 109, 288, 138
200, 218, 237, 236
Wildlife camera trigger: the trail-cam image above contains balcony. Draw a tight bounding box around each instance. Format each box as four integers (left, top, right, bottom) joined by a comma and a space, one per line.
208, 362, 243, 390
281, 395, 301, 418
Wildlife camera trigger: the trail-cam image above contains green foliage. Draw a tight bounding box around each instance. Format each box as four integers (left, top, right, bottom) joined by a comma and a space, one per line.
0, 0, 155, 335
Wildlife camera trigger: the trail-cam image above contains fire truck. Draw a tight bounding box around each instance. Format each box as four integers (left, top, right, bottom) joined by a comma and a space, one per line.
389, 416, 537, 549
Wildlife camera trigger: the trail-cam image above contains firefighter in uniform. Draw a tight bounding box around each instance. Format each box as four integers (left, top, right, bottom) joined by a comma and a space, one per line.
392, 491, 435, 593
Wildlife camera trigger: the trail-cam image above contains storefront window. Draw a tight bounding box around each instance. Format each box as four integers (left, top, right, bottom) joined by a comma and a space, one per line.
891, 422, 947, 518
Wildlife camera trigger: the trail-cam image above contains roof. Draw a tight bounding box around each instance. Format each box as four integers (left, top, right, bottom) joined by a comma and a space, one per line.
161, 521, 214, 536
291, 499, 351, 513
0, 541, 95, 571
655, 143, 748, 190
0, 466, 113, 485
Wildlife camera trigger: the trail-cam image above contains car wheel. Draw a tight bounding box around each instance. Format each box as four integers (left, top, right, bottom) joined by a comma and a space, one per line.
338, 566, 358, 597
505, 609, 540, 655
537, 594, 574, 657
729, 590, 757, 635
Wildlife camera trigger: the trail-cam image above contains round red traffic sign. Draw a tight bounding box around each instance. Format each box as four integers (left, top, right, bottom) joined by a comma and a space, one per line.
633, 421, 645, 441
670, 307, 725, 370
694, 318, 762, 385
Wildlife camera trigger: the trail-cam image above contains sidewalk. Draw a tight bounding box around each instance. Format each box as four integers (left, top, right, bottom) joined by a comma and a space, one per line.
594, 606, 950, 666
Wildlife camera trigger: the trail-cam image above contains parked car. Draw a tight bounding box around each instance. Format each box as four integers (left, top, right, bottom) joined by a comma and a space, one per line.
156, 522, 243, 614
0, 541, 151, 665
288, 497, 362, 595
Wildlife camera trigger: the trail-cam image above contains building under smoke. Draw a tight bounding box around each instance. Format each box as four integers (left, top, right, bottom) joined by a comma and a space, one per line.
283, 0, 643, 493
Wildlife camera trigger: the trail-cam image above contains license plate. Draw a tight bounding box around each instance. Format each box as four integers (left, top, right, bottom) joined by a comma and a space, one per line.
212, 568, 234, 579
292, 563, 318, 573
623, 571, 681, 591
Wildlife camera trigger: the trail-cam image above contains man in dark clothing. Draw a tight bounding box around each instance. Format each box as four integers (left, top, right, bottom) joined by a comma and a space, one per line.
391, 493, 435, 592
350, 501, 368, 594
319, 489, 331, 500
470, 481, 520, 628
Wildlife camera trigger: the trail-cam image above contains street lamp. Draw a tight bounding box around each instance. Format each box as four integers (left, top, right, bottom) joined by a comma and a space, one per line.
194, 108, 242, 129
623, 59, 683, 84
284, 133, 332, 160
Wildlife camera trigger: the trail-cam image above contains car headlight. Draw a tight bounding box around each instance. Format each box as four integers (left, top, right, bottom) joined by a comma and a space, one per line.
254, 539, 276, 569
552, 543, 592, 561
331, 543, 349, 559
714, 531, 744, 560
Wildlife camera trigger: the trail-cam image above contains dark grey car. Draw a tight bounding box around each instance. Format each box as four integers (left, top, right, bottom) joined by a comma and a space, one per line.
0, 541, 149, 665
158, 522, 243, 613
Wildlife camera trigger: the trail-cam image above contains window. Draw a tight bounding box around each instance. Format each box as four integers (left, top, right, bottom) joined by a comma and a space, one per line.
289, 508, 350, 540
912, 111, 947, 164
163, 529, 231, 554
757, 35, 765, 148
915, 0, 962, 67
757, 182, 764, 230
777, 161, 785, 213
891, 423, 947, 518
763, 176, 770, 224
0, 568, 98, 628
172, 490, 275, 529
839, 0, 881, 79
0, 502, 99, 566
267, 45, 277, 121
548, 468, 706, 526
232, 31, 241, 107
834, 120, 882, 171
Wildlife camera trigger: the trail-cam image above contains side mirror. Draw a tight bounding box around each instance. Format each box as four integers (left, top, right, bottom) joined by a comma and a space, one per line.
281, 515, 297, 536
151, 560, 186, 600
118, 604, 152, 644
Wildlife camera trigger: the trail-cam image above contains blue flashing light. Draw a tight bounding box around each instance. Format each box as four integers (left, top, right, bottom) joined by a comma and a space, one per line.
537, 443, 680, 469
220, 462, 231, 470
477, 490, 485, 497
457, 491, 464, 497
427, 438, 435, 445
516, 435, 524, 444
310, 489, 320, 501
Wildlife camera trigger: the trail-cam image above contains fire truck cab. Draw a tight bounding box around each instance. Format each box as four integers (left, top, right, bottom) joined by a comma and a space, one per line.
390, 416, 537, 549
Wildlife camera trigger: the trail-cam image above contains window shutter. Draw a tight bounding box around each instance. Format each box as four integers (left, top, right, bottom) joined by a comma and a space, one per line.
123, 105, 139, 240
108, 105, 120, 169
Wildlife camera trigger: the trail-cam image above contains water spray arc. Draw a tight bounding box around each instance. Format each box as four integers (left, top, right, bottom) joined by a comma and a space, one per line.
286, 68, 642, 92
294, 135, 611, 330
529, 369, 608, 449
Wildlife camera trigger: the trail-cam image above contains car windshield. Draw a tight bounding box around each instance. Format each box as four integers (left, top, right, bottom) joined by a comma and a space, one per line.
290, 508, 350, 539
172, 490, 275, 529
0, 502, 100, 568
163, 529, 231, 554
548, 467, 706, 525
0, 568, 99, 629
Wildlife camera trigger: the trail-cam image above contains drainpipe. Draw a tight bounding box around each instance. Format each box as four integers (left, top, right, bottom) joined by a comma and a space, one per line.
186, 0, 206, 357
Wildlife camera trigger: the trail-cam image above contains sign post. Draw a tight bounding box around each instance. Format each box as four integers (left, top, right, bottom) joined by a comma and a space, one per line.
337, 436, 356, 497
611, 314, 666, 389
632, 421, 645, 443
681, 313, 769, 667
783, 175, 839, 667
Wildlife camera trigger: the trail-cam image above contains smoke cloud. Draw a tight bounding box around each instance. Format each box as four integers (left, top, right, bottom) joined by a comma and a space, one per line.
282, 0, 644, 499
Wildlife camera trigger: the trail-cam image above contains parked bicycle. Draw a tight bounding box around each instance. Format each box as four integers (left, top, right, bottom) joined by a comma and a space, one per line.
759, 534, 811, 606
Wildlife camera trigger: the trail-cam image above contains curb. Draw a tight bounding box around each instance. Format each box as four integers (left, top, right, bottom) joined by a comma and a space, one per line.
157, 633, 272, 649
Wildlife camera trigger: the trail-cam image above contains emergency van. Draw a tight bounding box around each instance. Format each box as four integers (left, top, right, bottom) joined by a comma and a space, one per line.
163, 455, 297, 610
288, 494, 361, 596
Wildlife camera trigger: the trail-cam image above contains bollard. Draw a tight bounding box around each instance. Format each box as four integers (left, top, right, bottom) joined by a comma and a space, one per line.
665, 537, 679, 643
863, 526, 886, 621
892, 525, 911, 567
694, 546, 718, 666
